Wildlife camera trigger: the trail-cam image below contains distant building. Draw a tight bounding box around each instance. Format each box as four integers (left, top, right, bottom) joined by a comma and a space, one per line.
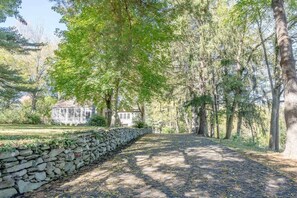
52, 100, 141, 126
118, 109, 141, 127
51, 100, 95, 125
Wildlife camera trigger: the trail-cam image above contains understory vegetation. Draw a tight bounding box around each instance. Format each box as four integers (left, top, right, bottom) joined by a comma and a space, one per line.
1, 0, 297, 158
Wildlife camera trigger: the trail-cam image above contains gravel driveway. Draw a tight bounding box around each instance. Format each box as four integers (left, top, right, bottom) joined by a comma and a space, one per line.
23, 134, 297, 198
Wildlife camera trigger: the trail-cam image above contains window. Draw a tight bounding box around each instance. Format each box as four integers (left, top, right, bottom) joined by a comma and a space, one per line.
127, 113, 130, 119
86, 112, 91, 120
119, 113, 122, 119
123, 113, 126, 119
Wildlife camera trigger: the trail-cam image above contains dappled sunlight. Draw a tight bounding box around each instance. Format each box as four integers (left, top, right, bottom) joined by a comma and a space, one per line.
137, 151, 190, 169
184, 190, 211, 197
185, 147, 223, 161
105, 173, 146, 190
265, 177, 287, 196
134, 152, 189, 188
26, 134, 297, 198
135, 187, 167, 198
58, 168, 114, 193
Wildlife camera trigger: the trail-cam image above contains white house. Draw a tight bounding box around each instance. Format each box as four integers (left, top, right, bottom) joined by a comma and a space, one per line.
51, 100, 95, 125
118, 110, 141, 127
52, 100, 141, 126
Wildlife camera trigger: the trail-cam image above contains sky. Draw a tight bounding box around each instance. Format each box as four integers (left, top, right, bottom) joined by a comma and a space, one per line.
2, 0, 66, 41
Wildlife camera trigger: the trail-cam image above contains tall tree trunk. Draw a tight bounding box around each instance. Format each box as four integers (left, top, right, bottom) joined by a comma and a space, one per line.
225, 99, 236, 139
137, 102, 145, 123
210, 105, 215, 138
212, 69, 220, 138
198, 102, 208, 136
105, 91, 113, 127
272, 0, 297, 158
112, 82, 121, 127
237, 112, 243, 137
193, 106, 199, 134
215, 102, 220, 139
225, 30, 245, 139
269, 86, 281, 151
175, 105, 180, 133
257, 16, 281, 151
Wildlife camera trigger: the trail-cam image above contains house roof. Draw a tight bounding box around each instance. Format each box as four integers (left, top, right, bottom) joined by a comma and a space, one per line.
53, 100, 91, 108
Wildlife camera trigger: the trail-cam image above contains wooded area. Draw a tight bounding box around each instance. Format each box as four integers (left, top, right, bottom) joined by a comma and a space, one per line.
1, 0, 297, 159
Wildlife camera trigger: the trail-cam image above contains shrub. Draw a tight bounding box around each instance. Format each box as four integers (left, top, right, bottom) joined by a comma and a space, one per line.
0, 108, 27, 124
133, 121, 147, 128
88, 114, 106, 127
26, 113, 42, 124
162, 126, 174, 134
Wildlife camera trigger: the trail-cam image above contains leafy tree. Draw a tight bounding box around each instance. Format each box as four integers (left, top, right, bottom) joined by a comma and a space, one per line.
50, 0, 174, 127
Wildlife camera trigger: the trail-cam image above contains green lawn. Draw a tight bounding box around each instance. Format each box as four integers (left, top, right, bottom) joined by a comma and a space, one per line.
0, 124, 99, 149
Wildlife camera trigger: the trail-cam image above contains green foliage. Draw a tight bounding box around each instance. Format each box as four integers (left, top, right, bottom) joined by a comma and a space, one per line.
0, 0, 22, 23
88, 114, 106, 127
0, 1, 45, 110
0, 63, 27, 102
162, 126, 174, 134
0, 96, 57, 124
0, 108, 42, 124
133, 121, 147, 129
36, 97, 57, 123
0, 27, 38, 53
184, 94, 213, 108
0, 108, 27, 124
50, 0, 174, 111
25, 113, 42, 124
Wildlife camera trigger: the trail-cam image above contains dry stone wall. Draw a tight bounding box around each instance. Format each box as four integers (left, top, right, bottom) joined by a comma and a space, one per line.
0, 128, 151, 198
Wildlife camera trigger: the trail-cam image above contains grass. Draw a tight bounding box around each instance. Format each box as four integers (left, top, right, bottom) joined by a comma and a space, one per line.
211, 137, 269, 153
0, 124, 99, 150
211, 137, 297, 183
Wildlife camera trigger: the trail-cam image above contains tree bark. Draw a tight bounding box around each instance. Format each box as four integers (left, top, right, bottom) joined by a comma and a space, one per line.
212, 69, 220, 138
236, 112, 243, 137
137, 102, 145, 123
105, 92, 113, 127
215, 99, 220, 139
198, 102, 208, 136
272, 0, 297, 158
210, 105, 215, 138
111, 82, 121, 127
257, 15, 282, 151
193, 106, 199, 134
225, 99, 236, 139
269, 86, 281, 151
175, 105, 180, 133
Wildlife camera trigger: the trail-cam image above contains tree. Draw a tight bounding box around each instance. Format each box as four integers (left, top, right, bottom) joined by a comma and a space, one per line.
17, 25, 56, 112
271, 0, 297, 158
50, 0, 174, 127
0, 0, 43, 107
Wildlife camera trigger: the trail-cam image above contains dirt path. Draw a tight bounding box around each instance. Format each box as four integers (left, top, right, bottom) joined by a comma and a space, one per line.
23, 134, 297, 198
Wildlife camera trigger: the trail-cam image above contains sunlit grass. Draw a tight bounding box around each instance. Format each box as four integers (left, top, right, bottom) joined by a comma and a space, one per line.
0, 124, 99, 149
211, 137, 269, 153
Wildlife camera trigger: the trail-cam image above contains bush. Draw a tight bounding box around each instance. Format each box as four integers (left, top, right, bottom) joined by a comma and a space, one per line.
0, 108, 27, 124
88, 114, 106, 127
26, 113, 42, 124
133, 121, 147, 128
162, 126, 174, 134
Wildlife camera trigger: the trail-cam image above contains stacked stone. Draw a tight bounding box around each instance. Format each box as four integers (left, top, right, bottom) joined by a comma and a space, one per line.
0, 127, 151, 198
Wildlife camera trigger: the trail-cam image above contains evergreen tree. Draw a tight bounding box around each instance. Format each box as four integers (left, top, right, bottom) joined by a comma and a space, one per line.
0, 0, 42, 103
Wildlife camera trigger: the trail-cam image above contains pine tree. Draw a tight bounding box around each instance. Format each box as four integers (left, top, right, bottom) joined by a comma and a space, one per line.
0, 0, 42, 102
